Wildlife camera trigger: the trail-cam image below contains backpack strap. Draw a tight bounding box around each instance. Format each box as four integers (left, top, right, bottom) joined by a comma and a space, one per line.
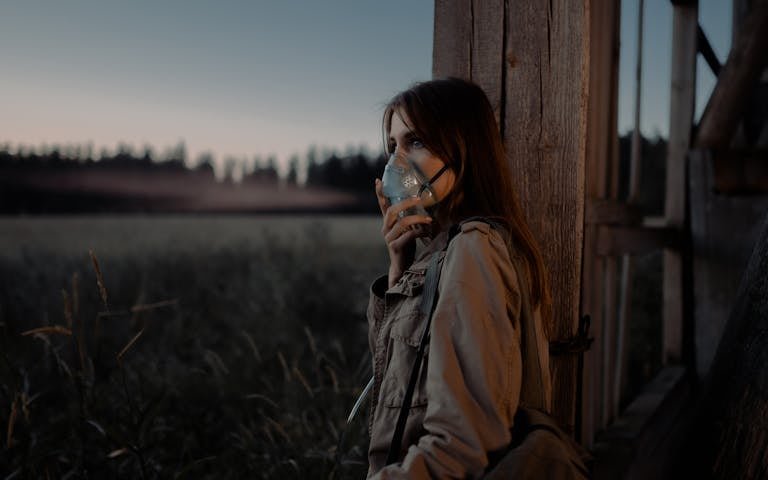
385, 249, 443, 465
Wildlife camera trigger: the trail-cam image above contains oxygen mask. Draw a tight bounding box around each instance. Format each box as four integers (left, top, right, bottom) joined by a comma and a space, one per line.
381, 151, 448, 218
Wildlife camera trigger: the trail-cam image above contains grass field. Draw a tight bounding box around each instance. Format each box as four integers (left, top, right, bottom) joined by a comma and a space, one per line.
0, 214, 663, 478
0, 214, 387, 479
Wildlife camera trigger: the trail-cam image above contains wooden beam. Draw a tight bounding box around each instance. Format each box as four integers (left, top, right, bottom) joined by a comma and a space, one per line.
592, 366, 691, 479
664, 3, 698, 365
434, 0, 589, 440
597, 225, 682, 256
683, 211, 768, 477
433, 0, 472, 79
711, 148, 768, 193
586, 199, 643, 226
583, 0, 622, 444
504, 0, 589, 433
695, 0, 768, 149
433, 0, 504, 123
697, 24, 722, 77
471, 0, 505, 126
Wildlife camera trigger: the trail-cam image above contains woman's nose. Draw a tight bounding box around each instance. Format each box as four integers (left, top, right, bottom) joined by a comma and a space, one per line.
392, 146, 408, 162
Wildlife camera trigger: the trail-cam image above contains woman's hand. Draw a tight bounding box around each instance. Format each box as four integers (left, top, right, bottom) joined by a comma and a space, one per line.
375, 178, 433, 288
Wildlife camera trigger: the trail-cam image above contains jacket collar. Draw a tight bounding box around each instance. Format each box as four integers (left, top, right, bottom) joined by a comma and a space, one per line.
410, 228, 450, 271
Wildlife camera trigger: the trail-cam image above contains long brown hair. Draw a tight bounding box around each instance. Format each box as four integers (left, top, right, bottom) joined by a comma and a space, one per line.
383, 77, 553, 336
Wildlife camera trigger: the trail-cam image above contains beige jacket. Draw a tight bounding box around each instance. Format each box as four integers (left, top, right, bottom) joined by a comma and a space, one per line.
365, 220, 552, 479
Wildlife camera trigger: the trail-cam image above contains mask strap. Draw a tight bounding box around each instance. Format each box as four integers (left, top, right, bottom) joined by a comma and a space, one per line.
417, 164, 449, 198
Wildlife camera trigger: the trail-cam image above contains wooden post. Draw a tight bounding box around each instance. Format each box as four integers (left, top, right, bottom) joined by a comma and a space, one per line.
683, 212, 768, 478
583, 0, 621, 445
695, 0, 768, 149
664, 2, 697, 364
433, 0, 590, 433
615, 0, 644, 415
503, 0, 588, 433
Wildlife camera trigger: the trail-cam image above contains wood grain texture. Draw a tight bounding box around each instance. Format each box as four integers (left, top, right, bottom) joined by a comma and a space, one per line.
597, 225, 681, 256
470, 0, 505, 125
582, 0, 621, 442
664, 3, 698, 364
433, 0, 589, 435
504, 0, 589, 431
433, 0, 472, 79
585, 199, 643, 226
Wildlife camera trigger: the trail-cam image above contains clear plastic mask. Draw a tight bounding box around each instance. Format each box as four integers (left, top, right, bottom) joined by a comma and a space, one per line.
381, 151, 448, 217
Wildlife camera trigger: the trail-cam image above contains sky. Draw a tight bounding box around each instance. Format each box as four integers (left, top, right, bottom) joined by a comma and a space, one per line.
1, 1, 732, 176
618, 0, 732, 138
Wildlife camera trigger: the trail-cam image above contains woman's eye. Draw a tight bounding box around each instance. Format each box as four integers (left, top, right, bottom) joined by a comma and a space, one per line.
411, 139, 424, 149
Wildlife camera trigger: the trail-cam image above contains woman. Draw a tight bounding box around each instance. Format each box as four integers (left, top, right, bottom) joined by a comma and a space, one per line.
366, 77, 553, 479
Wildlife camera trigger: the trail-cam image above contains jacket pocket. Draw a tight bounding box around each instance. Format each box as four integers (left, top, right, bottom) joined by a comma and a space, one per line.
381, 309, 429, 409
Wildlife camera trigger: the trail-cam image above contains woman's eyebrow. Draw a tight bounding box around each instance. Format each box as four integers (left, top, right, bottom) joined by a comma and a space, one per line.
388, 131, 417, 143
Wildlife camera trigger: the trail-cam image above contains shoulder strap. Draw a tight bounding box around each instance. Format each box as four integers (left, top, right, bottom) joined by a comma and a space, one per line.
386, 250, 443, 465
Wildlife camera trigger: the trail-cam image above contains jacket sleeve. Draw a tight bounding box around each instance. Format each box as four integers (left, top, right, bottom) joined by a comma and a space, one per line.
371, 225, 524, 479
367, 274, 389, 355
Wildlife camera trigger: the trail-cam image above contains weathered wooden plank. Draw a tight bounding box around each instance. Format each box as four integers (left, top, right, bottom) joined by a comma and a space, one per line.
597, 225, 682, 256
470, 0, 505, 126
615, 0, 645, 419
433, 0, 472, 79
602, 257, 619, 424
697, 25, 722, 77
602, 0, 622, 432
688, 149, 768, 377
684, 211, 768, 478
712, 148, 768, 193
504, 0, 589, 432
664, 3, 698, 364
583, 0, 621, 443
585, 199, 643, 226
592, 366, 690, 480
695, 0, 768, 149
667, 5, 697, 228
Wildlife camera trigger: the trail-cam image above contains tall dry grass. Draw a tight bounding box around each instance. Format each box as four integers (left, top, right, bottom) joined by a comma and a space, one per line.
0, 220, 385, 478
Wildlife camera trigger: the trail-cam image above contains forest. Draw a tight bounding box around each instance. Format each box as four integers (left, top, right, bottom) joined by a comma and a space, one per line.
1, 133, 665, 215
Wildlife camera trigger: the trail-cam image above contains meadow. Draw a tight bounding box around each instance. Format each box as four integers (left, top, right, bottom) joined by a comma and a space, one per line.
0, 215, 388, 479
0, 214, 663, 478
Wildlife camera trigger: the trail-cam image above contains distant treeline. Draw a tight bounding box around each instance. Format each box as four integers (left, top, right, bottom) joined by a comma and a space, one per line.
0, 142, 387, 192
617, 132, 668, 216
1, 132, 667, 213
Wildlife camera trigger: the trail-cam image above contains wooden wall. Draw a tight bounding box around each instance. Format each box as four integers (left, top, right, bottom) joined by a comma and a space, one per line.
433, 0, 590, 432
689, 150, 768, 377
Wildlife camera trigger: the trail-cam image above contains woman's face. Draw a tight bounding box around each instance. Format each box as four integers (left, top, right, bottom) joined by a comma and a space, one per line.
387, 109, 455, 207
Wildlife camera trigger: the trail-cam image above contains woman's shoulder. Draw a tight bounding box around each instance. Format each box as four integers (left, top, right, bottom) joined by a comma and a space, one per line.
441, 219, 519, 288
447, 219, 512, 257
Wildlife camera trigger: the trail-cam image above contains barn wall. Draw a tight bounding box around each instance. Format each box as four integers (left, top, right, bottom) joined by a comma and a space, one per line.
433, 0, 590, 431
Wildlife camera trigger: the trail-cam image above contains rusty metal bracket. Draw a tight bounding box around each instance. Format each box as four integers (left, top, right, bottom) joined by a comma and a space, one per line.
550, 315, 594, 356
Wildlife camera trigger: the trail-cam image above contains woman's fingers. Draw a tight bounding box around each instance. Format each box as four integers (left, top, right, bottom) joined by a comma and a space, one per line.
374, 178, 389, 216
383, 214, 432, 245
382, 196, 424, 230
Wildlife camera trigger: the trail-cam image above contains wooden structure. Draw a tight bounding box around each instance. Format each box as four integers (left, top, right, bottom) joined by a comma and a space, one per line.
433, 0, 768, 477
434, 0, 589, 434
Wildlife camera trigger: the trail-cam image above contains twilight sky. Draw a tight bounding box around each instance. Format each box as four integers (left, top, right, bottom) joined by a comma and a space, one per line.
0, 1, 731, 175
